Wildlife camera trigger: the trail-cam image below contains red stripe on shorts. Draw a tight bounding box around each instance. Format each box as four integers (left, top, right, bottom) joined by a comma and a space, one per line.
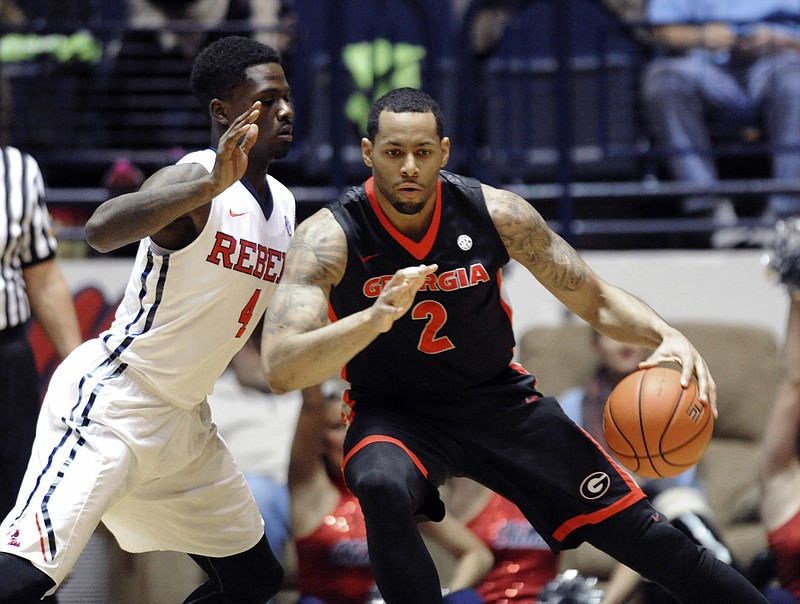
343, 435, 429, 478
35, 513, 47, 562
551, 422, 646, 543
552, 489, 646, 543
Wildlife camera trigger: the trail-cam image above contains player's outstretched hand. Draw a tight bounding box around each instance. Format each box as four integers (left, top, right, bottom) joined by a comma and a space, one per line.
372, 264, 438, 333
212, 101, 261, 190
639, 329, 718, 417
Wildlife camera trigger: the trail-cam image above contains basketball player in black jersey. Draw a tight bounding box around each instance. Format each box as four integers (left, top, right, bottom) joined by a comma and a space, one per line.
261, 88, 768, 603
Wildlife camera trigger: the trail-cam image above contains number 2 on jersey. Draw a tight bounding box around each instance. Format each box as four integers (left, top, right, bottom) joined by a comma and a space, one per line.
411, 300, 455, 354
236, 289, 261, 338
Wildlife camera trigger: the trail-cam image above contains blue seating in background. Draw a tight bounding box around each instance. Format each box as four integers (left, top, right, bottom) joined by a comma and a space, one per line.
457, 0, 648, 185
290, 0, 459, 186
8, 0, 796, 248
7, 1, 645, 191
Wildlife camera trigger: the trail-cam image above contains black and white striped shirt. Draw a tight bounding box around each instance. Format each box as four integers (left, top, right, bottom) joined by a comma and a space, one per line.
0, 147, 57, 332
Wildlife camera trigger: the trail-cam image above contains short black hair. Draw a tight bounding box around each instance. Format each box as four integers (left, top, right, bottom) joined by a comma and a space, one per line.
366, 87, 444, 142
190, 36, 281, 108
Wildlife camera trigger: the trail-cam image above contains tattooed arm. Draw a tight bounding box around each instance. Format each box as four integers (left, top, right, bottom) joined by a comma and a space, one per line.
261, 208, 437, 393
484, 184, 717, 407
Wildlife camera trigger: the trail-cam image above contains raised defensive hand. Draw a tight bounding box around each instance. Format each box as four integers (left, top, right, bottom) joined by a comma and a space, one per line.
212, 101, 261, 190
372, 264, 438, 333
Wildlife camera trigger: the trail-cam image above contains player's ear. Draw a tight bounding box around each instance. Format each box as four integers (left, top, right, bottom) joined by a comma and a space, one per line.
440, 136, 451, 168
361, 137, 374, 168
210, 99, 230, 126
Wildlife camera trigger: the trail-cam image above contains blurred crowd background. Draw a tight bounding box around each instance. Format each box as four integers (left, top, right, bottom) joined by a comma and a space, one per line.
4, 0, 799, 252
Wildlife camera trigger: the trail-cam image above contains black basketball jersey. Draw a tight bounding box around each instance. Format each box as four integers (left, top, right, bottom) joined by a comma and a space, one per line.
328, 170, 516, 404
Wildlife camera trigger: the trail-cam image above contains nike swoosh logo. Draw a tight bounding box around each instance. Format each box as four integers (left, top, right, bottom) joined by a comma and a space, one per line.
229, 209, 248, 217
360, 253, 380, 262
524, 395, 538, 403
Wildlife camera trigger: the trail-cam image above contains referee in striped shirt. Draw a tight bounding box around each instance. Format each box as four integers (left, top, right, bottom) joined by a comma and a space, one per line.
0, 146, 81, 523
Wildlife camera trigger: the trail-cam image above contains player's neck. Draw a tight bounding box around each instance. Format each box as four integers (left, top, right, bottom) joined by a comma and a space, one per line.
245, 165, 270, 197
376, 197, 435, 243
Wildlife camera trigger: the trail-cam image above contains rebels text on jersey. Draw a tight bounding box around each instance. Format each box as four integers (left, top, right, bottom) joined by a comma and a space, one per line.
101, 149, 295, 406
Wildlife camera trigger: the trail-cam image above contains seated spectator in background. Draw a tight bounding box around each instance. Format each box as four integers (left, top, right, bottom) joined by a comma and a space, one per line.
290, 385, 492, 604
442, 477, 560, 603
641, 0, 800, 229
207, 333, 302, 590
0, 0, 23, 23
0, 0, 25, 140
125, 0, 293, 58
250, 0, 296, 62
603, 0, 645, 23
758, 234, 800, 603
559, 330, 736, 603
126, 0, 249, 58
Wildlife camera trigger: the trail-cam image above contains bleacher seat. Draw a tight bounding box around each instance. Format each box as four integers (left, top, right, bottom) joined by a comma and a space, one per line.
457, 0, 649, 186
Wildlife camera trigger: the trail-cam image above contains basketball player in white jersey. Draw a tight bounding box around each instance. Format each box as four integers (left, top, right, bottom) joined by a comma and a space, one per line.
0, 36, 295, 603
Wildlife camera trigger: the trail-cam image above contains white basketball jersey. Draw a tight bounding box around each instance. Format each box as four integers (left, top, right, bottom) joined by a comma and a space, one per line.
100, 149, 295, 407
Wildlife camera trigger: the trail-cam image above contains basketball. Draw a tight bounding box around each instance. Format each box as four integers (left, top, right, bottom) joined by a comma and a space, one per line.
603, 366, 714, 478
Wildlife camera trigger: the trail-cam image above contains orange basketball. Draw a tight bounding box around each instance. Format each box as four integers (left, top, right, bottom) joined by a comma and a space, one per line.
603, 366, 714, 479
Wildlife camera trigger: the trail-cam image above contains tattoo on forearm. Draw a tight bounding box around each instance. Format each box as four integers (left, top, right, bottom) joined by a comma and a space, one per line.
489, 188, 587, 293
284, 236, 346, 285
265, 222, 345, 335
491, 190, 551, 261
539, 238, 586, 292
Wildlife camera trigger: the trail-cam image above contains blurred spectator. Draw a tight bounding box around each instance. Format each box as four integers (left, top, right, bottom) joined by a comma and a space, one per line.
559, 331, 735, 603
603, 0, 645, 22
443, 477, 560, 603
126, 0, 249, 58
125, 0, 294, 58
103, 157, 145, 194
251, 0, 296, 58
0, 0, 25, 142
758, 294, 800, 603
464, 0, 518, 58
0, 0, 24, 23
758, 221, 800, 603
103, 0, 296, 161
641, 0, 800, 231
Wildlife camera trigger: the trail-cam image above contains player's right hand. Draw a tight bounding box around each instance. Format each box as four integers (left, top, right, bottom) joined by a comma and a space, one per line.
371, 264, 438, 332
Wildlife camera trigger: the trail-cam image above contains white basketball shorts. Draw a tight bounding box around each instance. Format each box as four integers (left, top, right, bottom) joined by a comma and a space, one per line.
0, 339, 264, 591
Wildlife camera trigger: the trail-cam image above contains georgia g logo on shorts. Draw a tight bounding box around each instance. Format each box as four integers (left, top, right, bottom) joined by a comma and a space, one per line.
579, 471, 611, 500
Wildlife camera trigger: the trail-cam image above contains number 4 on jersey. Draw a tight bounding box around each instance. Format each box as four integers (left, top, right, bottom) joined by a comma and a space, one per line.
236, 289, 261, 338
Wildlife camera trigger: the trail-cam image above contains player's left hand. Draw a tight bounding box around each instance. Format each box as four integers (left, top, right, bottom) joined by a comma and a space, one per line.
639, 329, 718, 417
212, 101, 261, 191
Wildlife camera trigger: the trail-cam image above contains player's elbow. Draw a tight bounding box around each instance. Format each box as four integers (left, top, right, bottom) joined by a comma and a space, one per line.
265, 378, 290, 396
262, 362, 292, 395
84, 217, 118, 253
